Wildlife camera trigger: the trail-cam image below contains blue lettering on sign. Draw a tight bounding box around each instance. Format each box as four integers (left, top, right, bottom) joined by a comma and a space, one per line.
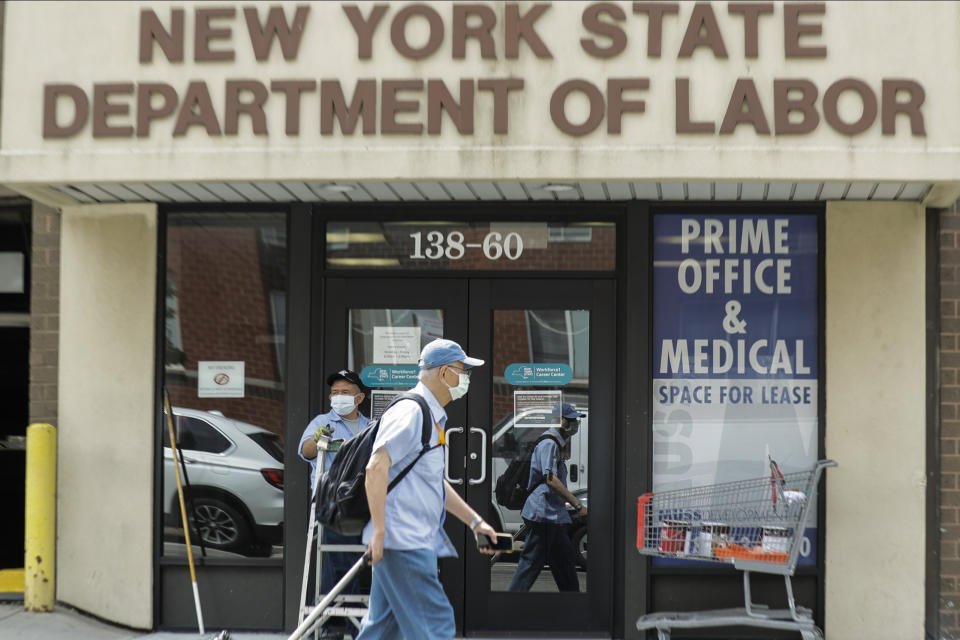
505, 363, 573, 386
360, 365, 420, 388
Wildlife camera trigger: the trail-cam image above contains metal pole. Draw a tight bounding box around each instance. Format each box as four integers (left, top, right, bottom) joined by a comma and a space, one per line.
24, 423, 56, 612
164, 390, 205, 634
288, 555, 369, 640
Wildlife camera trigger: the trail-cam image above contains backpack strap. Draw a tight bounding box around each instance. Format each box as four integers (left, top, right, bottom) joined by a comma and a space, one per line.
384, 392, 440, 492
528, 432, 561, 489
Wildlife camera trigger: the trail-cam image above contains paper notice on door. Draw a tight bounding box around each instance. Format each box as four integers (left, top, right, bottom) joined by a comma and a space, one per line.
371, 389, 403, 420
513, 389, 563, 428
373, 327, 421, 364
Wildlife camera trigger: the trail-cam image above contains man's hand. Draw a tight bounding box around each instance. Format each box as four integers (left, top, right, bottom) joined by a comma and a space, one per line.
367, 528, 385, 565
314, 425, 334, 441
474, 521, 499, 556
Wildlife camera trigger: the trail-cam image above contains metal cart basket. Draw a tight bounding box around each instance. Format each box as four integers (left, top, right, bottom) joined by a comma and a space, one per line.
636, 458, 836, 640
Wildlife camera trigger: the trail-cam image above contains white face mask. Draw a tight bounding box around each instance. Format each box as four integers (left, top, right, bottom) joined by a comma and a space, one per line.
445, 370, 470, 401
330, 394, 357, 416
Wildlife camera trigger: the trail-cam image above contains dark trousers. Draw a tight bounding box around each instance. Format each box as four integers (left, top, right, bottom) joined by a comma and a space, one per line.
508, 518, 580, 592
320, 527, 367, 596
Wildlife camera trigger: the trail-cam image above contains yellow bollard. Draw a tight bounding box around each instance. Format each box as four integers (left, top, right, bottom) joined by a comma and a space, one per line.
24, 423, 56, 612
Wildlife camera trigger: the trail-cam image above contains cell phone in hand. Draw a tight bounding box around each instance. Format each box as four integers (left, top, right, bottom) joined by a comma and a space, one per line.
477, 532, 514, 551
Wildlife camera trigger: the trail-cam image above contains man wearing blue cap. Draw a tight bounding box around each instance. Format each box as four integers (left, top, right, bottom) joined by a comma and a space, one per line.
357, 338, 498, 640
299, 369, 371, 638
508, 401, 588, 592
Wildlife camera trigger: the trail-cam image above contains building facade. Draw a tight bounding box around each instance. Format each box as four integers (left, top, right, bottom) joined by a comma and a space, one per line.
1, 2, 958, 638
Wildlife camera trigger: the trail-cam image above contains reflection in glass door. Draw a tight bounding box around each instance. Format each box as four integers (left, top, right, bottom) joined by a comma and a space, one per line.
463, 279, 614, 636
488, 309, 590, 593
320, 278, 614, 636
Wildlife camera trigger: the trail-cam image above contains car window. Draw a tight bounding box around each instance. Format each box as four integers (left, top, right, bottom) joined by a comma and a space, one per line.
247, 432, 284, 463
493, 419, 552, 458
163, 415, 232, 453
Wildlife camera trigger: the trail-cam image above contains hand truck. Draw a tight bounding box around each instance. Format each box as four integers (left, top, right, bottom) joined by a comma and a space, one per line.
636, 458, 837, 640
296, 432, 369, 639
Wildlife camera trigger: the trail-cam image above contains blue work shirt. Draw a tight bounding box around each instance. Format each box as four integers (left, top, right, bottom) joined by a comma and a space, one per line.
361, 382, 457, 558
298, 408, 370, 492
520, 428, 572, 525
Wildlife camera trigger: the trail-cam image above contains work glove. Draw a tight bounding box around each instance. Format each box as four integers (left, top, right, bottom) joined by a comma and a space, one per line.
313, 425, 334, 442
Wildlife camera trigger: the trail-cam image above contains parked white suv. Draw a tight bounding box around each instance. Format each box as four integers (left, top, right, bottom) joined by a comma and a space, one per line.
163, 407, 284, 556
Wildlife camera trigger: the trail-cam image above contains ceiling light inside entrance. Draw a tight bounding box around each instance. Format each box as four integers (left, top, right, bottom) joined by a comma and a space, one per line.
542, 183, 575, 192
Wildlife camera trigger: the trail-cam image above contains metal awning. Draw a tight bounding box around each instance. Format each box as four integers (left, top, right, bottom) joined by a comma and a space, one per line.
40, 180, 935, 205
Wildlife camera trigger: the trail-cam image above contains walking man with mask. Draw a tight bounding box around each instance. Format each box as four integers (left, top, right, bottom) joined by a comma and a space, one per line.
299, 369, 370, 638
357, 338, 498, 640
508, 402, 587, 592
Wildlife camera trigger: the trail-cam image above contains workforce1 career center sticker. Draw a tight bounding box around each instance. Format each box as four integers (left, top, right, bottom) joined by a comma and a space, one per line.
652, 214, 818, 485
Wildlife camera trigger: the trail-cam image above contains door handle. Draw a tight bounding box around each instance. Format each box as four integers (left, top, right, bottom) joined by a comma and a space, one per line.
467, 427, 487, 486
445, 427, 464, 485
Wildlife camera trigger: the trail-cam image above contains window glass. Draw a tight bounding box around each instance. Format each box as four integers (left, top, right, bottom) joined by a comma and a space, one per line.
346, 309, 444, 417
326, 221, 615, 271
162, 211, 287, 559
489, 308, 590, 592
652, 212, 819, 566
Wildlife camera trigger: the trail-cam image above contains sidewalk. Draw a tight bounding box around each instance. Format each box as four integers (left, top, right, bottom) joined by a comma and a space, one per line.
1, 603, 606, 640
0, 603, 286, 640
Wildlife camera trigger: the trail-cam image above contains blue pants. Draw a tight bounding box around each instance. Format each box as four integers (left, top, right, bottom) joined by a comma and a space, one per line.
320, 527, 366, 596
508, 518, 580, 592
356, 548, 455, 640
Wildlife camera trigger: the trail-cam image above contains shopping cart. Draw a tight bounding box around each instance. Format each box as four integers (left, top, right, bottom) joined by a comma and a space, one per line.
636, 458, 836, 640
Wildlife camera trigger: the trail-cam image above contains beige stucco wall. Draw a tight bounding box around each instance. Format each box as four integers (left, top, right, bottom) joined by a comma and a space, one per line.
825, 201, 926, 639
57, 203, 157, 628
2, 1, 960, 189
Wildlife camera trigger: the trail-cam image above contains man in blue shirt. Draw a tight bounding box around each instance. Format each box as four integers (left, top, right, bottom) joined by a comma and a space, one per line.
358, 339, 497, 640
508, 402, 588, 592
299, 369, 370, 637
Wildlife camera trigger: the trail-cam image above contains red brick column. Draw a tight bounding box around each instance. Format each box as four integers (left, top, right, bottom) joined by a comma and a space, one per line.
29, 202, 59, 425
941, 201, 960, 635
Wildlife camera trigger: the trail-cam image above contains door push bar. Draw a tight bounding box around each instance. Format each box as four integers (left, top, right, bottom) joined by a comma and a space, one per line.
468, 427, 487, 486
444, 427, 464, 485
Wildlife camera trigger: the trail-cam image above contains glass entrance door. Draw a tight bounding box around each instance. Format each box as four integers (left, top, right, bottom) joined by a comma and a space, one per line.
321, 277, 614, 635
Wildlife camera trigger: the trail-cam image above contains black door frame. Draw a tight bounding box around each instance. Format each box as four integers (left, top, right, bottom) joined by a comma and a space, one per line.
462, 277, 616, 634
303, 202, 625, 636
317, 275, 616, 636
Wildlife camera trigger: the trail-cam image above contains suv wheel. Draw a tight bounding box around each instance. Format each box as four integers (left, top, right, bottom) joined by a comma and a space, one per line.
193, 497, 252, 553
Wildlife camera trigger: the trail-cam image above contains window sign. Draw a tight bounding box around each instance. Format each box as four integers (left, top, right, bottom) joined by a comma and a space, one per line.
652, 213, 818, 565
326, 221, 615, 271
370, 389, 403, 420
373, 326, 421, 364
360, 365, 420, 389
0, 252, 24, 293
197, 361, 245, 398
505, 363, 573, 386
513, 390, 563, 428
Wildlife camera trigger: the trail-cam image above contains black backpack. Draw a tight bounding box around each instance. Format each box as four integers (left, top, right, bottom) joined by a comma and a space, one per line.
315, 392, 436, 536
494, 434, 558, 511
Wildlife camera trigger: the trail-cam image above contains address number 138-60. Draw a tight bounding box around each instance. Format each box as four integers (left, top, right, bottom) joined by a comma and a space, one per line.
409, 231, 524, 261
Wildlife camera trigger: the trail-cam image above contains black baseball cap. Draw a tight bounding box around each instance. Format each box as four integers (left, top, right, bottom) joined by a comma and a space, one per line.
326, 369, 364, 389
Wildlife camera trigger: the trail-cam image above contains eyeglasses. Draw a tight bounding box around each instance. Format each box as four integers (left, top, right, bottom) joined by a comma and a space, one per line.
446, 364, 472, 378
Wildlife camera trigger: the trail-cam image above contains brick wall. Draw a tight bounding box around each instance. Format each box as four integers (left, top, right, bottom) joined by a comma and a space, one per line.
28, 202, 59, 426
165, 221, 287, 436
942, 201, 960, 638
